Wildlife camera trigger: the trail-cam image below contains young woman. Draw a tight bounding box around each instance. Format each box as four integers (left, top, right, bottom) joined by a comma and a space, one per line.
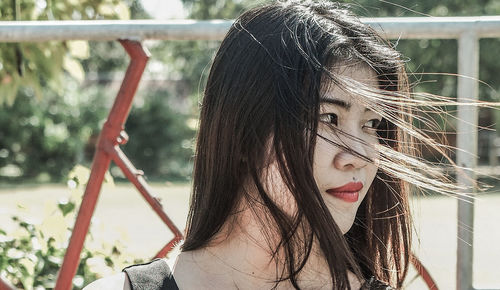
87, 1, 462, 289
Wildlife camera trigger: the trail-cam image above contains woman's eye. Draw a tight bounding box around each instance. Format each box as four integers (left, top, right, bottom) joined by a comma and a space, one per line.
319, 113, 338, 126
364, 119, 381, 129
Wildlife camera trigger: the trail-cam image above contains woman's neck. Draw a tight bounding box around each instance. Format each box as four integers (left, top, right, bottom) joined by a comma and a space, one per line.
172, 209, 362, 289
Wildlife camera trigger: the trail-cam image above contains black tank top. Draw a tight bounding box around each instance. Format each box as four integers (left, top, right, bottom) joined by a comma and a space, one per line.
123, 259, 179, 290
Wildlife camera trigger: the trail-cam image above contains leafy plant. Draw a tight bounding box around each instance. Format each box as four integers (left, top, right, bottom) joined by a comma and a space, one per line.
0, 0, 131, 105
0, 165, 142, 289
0, 77, 110, 182
123, 89, 197, 182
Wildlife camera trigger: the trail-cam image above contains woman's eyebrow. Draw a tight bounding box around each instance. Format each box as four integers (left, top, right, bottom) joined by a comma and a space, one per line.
320, 97, 351, 110
320, 97, 374, 113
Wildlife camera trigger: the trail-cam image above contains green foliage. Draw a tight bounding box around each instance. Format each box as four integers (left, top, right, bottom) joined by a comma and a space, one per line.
81, 41, 129, 78
0, 0, 131, 105
0, 0, 197, 182
0, 44, 196, 182
123, 89, 197, 181
0, 77, 109, 182
182, 0, 251, 20
0, 165, 141, 289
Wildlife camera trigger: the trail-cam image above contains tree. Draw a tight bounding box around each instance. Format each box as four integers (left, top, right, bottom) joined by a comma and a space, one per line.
0, 0, 131, 105
0, 0, 197, 182
0, 0, 131, 181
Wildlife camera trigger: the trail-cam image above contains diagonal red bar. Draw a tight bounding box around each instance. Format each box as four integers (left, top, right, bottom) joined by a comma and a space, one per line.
411, 254, 439, 290
0, 278, 15, 290
111, 146, 184, 239
54, 39, 176, 290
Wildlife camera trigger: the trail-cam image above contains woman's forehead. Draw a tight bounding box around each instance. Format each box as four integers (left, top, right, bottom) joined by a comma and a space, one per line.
323, 63, 379, 90
320, 63, 379, 109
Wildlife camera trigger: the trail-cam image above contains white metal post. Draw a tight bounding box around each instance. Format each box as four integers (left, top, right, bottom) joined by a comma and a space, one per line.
456, 31, 479, 290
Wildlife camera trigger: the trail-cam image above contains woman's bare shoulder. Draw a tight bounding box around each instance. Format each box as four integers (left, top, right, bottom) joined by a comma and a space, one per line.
83, 272, 131, 290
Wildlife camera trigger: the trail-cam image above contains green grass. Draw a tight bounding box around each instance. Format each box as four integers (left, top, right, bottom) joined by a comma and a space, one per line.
1, 183, 499, 289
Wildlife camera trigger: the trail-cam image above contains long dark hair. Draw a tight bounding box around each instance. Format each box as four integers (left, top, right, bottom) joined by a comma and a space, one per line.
182, 1, 452, 288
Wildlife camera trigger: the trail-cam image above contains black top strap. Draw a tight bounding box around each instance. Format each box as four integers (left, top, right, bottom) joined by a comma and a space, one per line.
361, 276, 395, 289
123, 259, 179, 290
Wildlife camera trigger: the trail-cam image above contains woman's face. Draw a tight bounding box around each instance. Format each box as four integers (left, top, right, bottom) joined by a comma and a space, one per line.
313, 64, 381, 234
258, 64, 381, 235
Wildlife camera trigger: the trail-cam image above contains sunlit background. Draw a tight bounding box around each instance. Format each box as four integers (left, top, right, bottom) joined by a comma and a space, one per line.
0, 0, 499, 289
141, 0, 187, 19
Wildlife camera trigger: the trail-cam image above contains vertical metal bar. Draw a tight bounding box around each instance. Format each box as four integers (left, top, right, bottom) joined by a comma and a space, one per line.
456, 31, 479, 290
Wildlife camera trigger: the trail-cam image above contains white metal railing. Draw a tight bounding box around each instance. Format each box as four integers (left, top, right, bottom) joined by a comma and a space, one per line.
1, 17, 500, 290
0, 16, 499, 42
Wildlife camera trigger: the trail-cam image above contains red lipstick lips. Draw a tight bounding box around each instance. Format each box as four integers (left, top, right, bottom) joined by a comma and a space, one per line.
326, 182, 363, 203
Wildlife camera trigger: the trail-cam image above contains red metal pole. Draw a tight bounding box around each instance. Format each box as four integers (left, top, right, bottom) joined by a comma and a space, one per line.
411, 254, 439, 290
54, 40, 149, 290
154, 235, 183, 259
0, 278, 15, 290
54, 134, 112, 290
111, 145, 184, 240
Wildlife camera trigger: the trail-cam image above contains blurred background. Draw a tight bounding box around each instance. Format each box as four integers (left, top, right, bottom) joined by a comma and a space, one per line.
0, 0, 499, 289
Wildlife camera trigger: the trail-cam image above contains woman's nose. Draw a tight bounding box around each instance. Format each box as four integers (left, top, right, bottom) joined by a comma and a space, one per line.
333, 139, 370, 171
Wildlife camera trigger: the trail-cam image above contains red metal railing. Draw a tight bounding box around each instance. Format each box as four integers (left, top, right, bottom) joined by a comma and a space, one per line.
412, 253, 439, 289
52, 39, 183, 290
0, 278, 15, 290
